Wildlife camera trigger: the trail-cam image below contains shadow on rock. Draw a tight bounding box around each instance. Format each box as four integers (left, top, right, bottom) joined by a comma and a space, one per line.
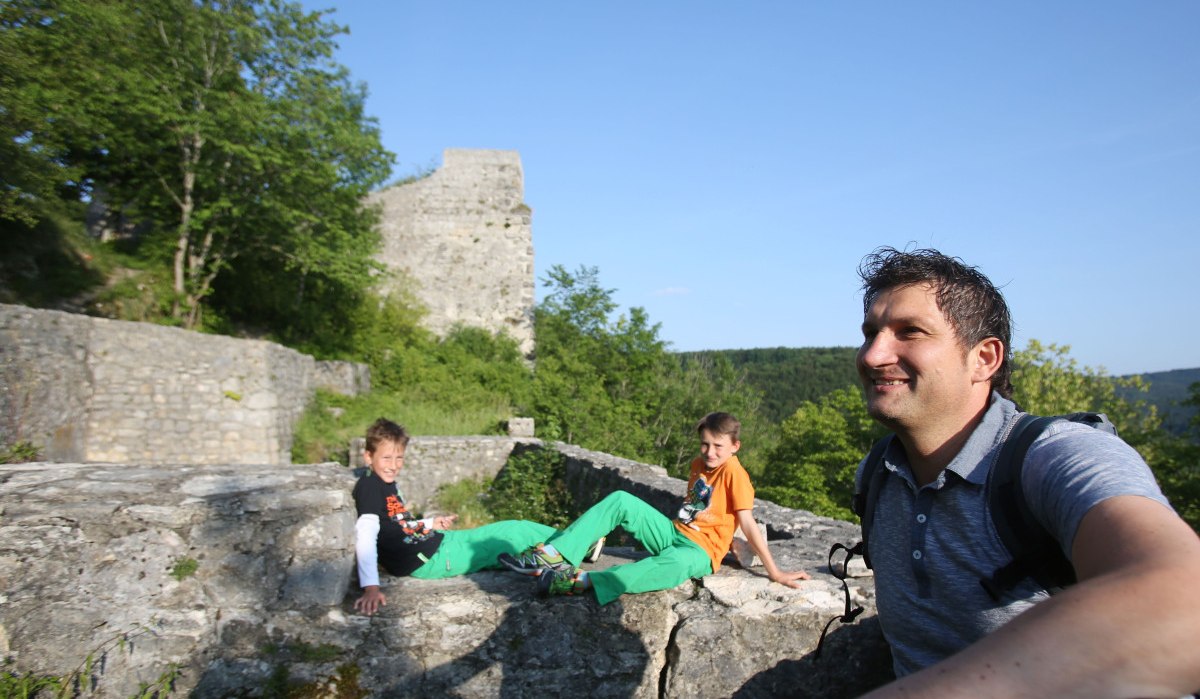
361, 552, 667, 698
732, 617, 894, 699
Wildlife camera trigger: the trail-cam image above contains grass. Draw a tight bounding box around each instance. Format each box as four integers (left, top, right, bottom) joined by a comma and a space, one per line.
291, 388, 515, 466
169, 557, 199, 581
1, 441, 41, 464
432, 477, 496, 529
0, 625, 179, 699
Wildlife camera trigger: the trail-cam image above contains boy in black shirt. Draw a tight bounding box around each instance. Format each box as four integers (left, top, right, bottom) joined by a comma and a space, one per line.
352, 418, 559, 615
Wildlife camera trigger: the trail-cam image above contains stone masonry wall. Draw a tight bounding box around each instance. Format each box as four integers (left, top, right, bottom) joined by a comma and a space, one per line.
368, 149, 535, 356
0, 304, 367, 465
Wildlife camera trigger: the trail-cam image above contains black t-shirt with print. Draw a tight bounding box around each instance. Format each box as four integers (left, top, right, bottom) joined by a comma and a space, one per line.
353, 472, 444, 577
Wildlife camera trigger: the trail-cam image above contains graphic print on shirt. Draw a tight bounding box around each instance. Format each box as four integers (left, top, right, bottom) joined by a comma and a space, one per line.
677, 475, 714, 528
385, 493, 437, 543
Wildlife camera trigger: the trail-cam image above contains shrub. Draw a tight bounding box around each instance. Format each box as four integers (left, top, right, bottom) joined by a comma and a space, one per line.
484, 447, 576, 529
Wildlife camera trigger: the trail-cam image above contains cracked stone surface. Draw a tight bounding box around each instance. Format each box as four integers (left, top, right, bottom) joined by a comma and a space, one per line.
1, 457, 892, 698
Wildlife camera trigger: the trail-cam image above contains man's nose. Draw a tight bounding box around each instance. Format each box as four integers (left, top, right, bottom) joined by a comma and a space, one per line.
859, 333, 897, 368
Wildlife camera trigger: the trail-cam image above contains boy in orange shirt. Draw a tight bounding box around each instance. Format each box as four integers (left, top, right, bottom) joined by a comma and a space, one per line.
499, 412, 810, 603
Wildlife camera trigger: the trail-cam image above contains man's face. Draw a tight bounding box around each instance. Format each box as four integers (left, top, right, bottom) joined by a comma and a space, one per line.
699, 429, 739, 470
856, 283, 980, 435
364, 439, 405, 483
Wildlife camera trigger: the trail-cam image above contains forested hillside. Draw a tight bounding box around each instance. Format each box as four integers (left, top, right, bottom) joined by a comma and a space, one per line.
680, 347, 859, 423
1125, 368, 1200, 435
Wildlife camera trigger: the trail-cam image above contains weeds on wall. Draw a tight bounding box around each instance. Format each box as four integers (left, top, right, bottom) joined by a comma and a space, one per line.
168, 557, 199, 582
1, 440, 41, 464
0, 624, 179, 699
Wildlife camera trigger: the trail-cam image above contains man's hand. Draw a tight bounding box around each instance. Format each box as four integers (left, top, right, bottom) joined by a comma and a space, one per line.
354, 585, 386, 616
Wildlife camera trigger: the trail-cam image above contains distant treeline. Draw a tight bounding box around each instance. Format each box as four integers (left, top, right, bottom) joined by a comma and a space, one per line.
679, 347, 860, 424
1125, 368, 1200, 436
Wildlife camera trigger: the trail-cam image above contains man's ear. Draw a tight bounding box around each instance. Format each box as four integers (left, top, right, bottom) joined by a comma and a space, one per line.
972, 337, 1004, 383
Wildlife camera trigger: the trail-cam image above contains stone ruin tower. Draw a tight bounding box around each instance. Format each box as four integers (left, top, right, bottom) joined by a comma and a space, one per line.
368, 149, 535, 356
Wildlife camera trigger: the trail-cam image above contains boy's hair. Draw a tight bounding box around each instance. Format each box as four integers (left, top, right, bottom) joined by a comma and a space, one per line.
696, 412, 741, 443
858, 246, 1014, 398
365, 417, 410, 453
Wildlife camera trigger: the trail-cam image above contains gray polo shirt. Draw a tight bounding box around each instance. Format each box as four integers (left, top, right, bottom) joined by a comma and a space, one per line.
858, 393, 1172, 677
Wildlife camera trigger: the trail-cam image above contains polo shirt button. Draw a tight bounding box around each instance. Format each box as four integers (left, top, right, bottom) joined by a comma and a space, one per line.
912, 550, 923, 560
916, 514, 927, 524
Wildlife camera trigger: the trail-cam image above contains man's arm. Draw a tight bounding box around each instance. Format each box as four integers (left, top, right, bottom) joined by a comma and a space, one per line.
733, 509, 810, 588
861, 495, 1200, 698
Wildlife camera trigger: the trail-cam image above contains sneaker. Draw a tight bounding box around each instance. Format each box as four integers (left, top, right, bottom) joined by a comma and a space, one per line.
584, 536, 605, 563
498, 543, 566, 576
537, 565, 586, 597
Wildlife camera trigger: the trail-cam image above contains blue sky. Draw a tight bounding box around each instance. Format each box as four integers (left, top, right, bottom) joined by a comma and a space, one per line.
301, 1, 1199, 376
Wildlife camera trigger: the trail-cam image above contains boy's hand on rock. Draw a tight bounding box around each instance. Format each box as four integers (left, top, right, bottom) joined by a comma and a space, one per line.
433, 514, 458, 529
355, 585, 386, 615
770, 569, 811, 588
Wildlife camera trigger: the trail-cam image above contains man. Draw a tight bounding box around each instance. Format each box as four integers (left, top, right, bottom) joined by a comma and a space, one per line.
853, 247, 1200, 698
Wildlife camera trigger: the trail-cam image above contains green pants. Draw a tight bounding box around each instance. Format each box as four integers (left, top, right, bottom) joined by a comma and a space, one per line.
411, 519, 558, 580
546, 490, 712, 605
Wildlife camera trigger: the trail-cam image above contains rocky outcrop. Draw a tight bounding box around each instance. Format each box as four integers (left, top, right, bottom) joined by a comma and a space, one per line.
0, 457, 891, 698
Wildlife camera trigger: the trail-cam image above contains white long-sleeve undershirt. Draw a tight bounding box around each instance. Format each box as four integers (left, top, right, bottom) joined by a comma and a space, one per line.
355, 514, 382, 588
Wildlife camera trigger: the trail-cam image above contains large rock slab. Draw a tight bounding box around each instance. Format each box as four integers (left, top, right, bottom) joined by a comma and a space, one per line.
0, 462, 891, 698
0, 461, 357, 697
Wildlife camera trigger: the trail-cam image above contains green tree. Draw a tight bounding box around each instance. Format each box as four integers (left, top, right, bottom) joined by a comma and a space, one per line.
661, 352, 770, 478
0, 0, 114, 224
1011, 340, 1162, 461
528, 265, 768, 476
529, 265, 666, 457
1154, 383, 1200, 530
758, 386, 884, 519
1, 0, 392, 335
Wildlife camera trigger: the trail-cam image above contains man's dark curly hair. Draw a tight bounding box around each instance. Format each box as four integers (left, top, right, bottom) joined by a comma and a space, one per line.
857, 246, 1014, 398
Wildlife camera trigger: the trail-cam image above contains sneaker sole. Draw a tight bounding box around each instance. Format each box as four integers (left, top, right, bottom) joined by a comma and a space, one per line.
498, 552, 565, 577
584, 536, 605, 563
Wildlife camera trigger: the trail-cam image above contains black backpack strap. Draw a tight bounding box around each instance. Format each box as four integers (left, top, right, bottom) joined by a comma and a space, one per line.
852, 434, 893, 570
982, 414, 1077, 600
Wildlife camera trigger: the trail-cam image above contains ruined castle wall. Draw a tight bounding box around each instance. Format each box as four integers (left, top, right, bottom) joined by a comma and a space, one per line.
368, 149, 535, 356
0, 304, 93, 461
0, 304, 367, 465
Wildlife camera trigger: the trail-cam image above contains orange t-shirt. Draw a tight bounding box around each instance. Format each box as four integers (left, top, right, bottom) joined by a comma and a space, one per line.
674, 454, 755, 572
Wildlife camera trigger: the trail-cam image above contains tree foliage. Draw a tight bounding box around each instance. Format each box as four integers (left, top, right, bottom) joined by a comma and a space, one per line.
528, 265, 768, 477
757, 387, 885, 519
1, 0, 392, 337
484, 447, 577, 529
1153, 382, 1200, 529
683, 346, 860, 424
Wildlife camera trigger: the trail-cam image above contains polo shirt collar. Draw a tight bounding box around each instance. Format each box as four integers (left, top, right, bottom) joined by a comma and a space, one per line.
943, 391, 1020, 485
